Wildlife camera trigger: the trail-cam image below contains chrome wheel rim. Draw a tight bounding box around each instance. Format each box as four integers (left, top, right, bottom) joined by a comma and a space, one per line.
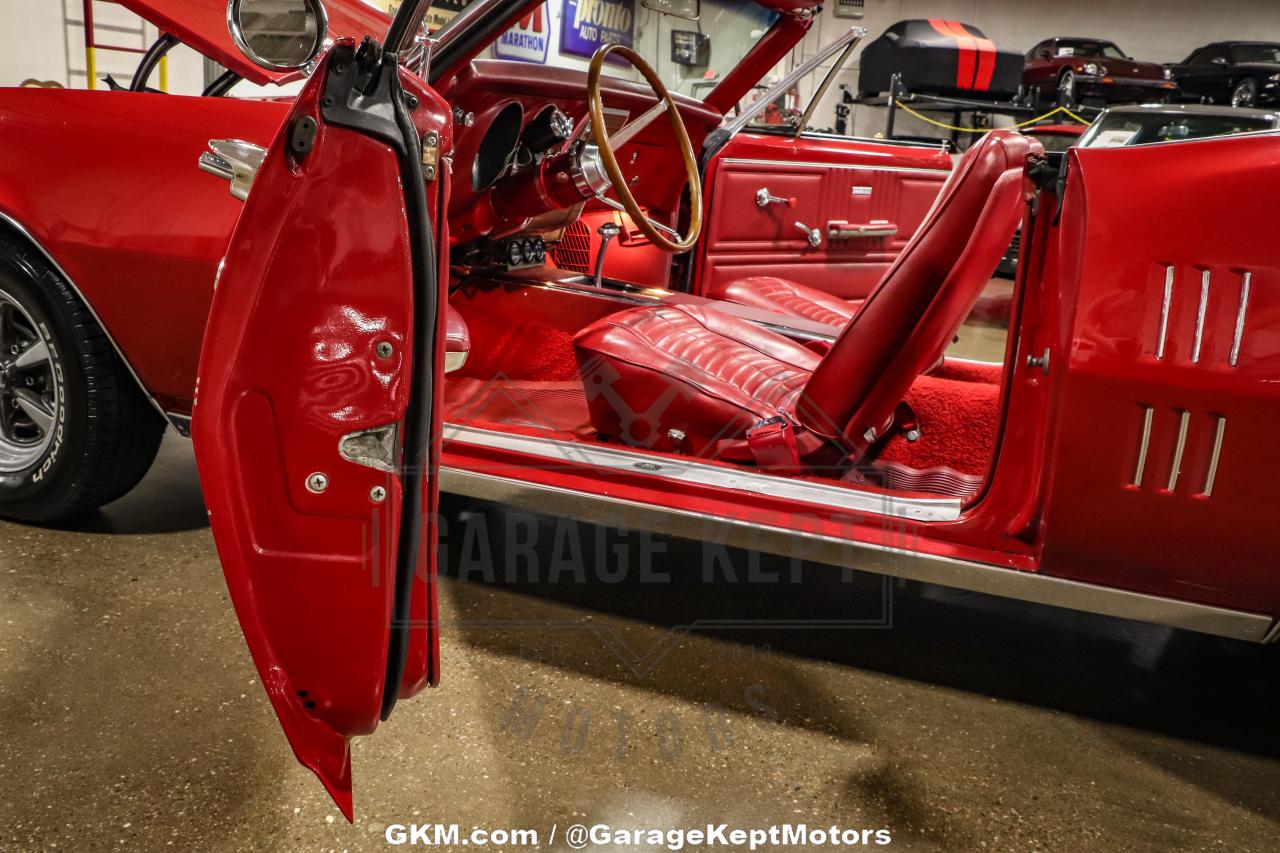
0, 289, 60, 472
1059, 72, 1075, 104
1232, 80, 1255, 107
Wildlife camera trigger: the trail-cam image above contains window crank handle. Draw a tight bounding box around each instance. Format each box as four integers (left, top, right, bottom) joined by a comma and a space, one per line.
795, 221, 822, 248
756, 188, 797, 208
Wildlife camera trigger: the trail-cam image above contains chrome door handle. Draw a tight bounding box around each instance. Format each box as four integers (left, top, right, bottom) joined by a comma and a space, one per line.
756, 187, 797, 208
795, 221, 822, 248
198, 139, 267, 202
827, 221, 899, 240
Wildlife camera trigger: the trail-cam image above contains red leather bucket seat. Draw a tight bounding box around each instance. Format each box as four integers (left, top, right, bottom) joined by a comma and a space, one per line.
574, 130, 1041, 464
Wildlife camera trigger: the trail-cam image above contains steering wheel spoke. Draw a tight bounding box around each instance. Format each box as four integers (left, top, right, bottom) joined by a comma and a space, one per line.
586, 44, 702, 254
609, 100, 669, 149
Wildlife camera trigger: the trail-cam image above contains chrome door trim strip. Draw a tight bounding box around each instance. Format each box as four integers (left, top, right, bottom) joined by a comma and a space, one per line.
1192, 269, 1210, 364
438, 467, 1275, 643
1230, 272, 1251, 367
1202, 416, 1226, 497
0, 209, 176, 429
442, 423, 962, 522
719, 158, 951, 176
1167, 410, 1190, 492
1132, 406, 1154, 487
1156, 265, 1174, 360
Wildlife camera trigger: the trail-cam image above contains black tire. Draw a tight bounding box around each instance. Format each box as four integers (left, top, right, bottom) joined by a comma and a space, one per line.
0, 232, 164, 522
1057, 70, 1076, 107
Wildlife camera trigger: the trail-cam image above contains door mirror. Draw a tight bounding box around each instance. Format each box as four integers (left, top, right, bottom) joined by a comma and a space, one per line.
228, 0, 329, 72
1211, 56, 1229, 66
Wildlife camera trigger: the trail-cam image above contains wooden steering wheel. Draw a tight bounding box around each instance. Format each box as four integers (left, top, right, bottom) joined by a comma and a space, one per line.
586, 44, 703, 254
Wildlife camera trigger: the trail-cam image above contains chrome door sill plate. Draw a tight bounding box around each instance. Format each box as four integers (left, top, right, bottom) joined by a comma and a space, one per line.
442, 423, 961, 523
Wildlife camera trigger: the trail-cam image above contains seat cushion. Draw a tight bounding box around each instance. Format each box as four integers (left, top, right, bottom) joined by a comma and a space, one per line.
709, 276, 862, 328
574, 303, 818, 458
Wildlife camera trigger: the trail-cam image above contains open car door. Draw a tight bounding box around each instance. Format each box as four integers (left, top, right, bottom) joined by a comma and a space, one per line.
192, 40, 448, 820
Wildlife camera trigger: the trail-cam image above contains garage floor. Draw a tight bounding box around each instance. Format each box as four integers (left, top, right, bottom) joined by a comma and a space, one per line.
3, 303, 1280, 852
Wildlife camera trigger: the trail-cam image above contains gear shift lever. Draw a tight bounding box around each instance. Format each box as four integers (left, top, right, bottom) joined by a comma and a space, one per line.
593, 222, 622, 288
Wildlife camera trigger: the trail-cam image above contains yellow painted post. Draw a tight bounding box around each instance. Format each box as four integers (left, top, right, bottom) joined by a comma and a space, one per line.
159, 54, 169, 93
86, 45, 97, 90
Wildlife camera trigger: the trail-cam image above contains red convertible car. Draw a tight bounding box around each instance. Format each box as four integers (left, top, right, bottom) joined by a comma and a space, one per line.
2, 0, 1279, 820
1024, 37, 1178, 106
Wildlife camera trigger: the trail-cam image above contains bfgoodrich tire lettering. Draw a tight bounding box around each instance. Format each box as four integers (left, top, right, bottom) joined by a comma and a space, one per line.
0, 232, 164, 522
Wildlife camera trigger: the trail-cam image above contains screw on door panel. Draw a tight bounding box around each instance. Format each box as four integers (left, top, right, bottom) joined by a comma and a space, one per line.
306, 472, 329, 494
376, 341, 395, 359
369, 486, 387, 503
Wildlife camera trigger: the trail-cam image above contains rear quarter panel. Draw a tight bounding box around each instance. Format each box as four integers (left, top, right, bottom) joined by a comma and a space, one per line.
0, 89, 289, 412
1039, 134, 1280, 615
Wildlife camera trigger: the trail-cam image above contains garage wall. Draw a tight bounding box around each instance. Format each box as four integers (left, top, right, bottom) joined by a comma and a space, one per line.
0, 0, 206, 92
798, 0, 1280, 139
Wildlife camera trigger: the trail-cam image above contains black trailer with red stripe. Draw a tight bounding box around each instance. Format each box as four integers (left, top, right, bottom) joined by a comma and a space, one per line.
858, 19, 1024, 100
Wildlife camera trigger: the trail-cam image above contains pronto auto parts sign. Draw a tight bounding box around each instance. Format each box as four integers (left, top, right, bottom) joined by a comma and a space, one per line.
560, 0, 635, 60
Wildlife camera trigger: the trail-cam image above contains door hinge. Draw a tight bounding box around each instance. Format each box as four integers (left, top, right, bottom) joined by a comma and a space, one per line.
421, 130, 440, 181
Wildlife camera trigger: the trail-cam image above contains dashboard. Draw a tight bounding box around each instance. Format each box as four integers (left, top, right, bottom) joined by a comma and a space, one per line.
438, 60, 724, 263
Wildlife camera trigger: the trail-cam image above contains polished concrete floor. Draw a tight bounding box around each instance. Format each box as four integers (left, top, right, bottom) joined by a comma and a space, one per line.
3, 433, 1279, 852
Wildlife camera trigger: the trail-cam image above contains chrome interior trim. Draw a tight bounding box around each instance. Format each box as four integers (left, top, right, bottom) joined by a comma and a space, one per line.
721, 27, 867, 139
720, 158, 950, 176
1168, 410, 1190, 492
1230, 272, 1251, 367
1192, 269, 1210, 364
0, 210, 172, 426
442, 424, 962, 522
439, 467, 1275, 643
1156, 265, 1174, 360
1202, 416, 1226, 498
1132, 406, 1154, 487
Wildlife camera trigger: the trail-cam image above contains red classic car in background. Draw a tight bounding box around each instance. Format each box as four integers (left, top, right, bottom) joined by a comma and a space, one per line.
2, 0, 1280, 821
1024, 37, 1178, 106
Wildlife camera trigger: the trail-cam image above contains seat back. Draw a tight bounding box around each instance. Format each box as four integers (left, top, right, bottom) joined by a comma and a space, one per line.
795, 130, 1040, 452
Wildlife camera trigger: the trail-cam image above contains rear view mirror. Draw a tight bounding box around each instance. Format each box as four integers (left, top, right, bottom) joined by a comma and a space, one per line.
641, 0, 700, 21
228, 0, 329, 72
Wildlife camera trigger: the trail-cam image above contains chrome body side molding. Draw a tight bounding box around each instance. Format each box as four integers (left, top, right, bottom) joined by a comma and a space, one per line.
0, 209, 174, 430
438, 467, 1276, 643
1167, 410, 1190, 492
443, 424, 961, 522
1156, 264, 1174, 360
1230, 271, 1251, 367
1132, 406, 1154, 487
1191, 269, 1210, 364
1201, 416, 1226, 498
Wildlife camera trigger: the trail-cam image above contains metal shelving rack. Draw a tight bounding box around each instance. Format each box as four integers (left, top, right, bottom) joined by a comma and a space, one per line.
74, 0, 167, 92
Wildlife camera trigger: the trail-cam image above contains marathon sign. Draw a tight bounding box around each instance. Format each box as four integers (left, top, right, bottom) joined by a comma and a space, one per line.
494, 2, 550, 64
560, 0, 635, 61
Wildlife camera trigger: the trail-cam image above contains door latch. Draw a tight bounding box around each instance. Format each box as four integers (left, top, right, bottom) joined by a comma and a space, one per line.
421, 130, 440, 181
1027, 348, 1050, 375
